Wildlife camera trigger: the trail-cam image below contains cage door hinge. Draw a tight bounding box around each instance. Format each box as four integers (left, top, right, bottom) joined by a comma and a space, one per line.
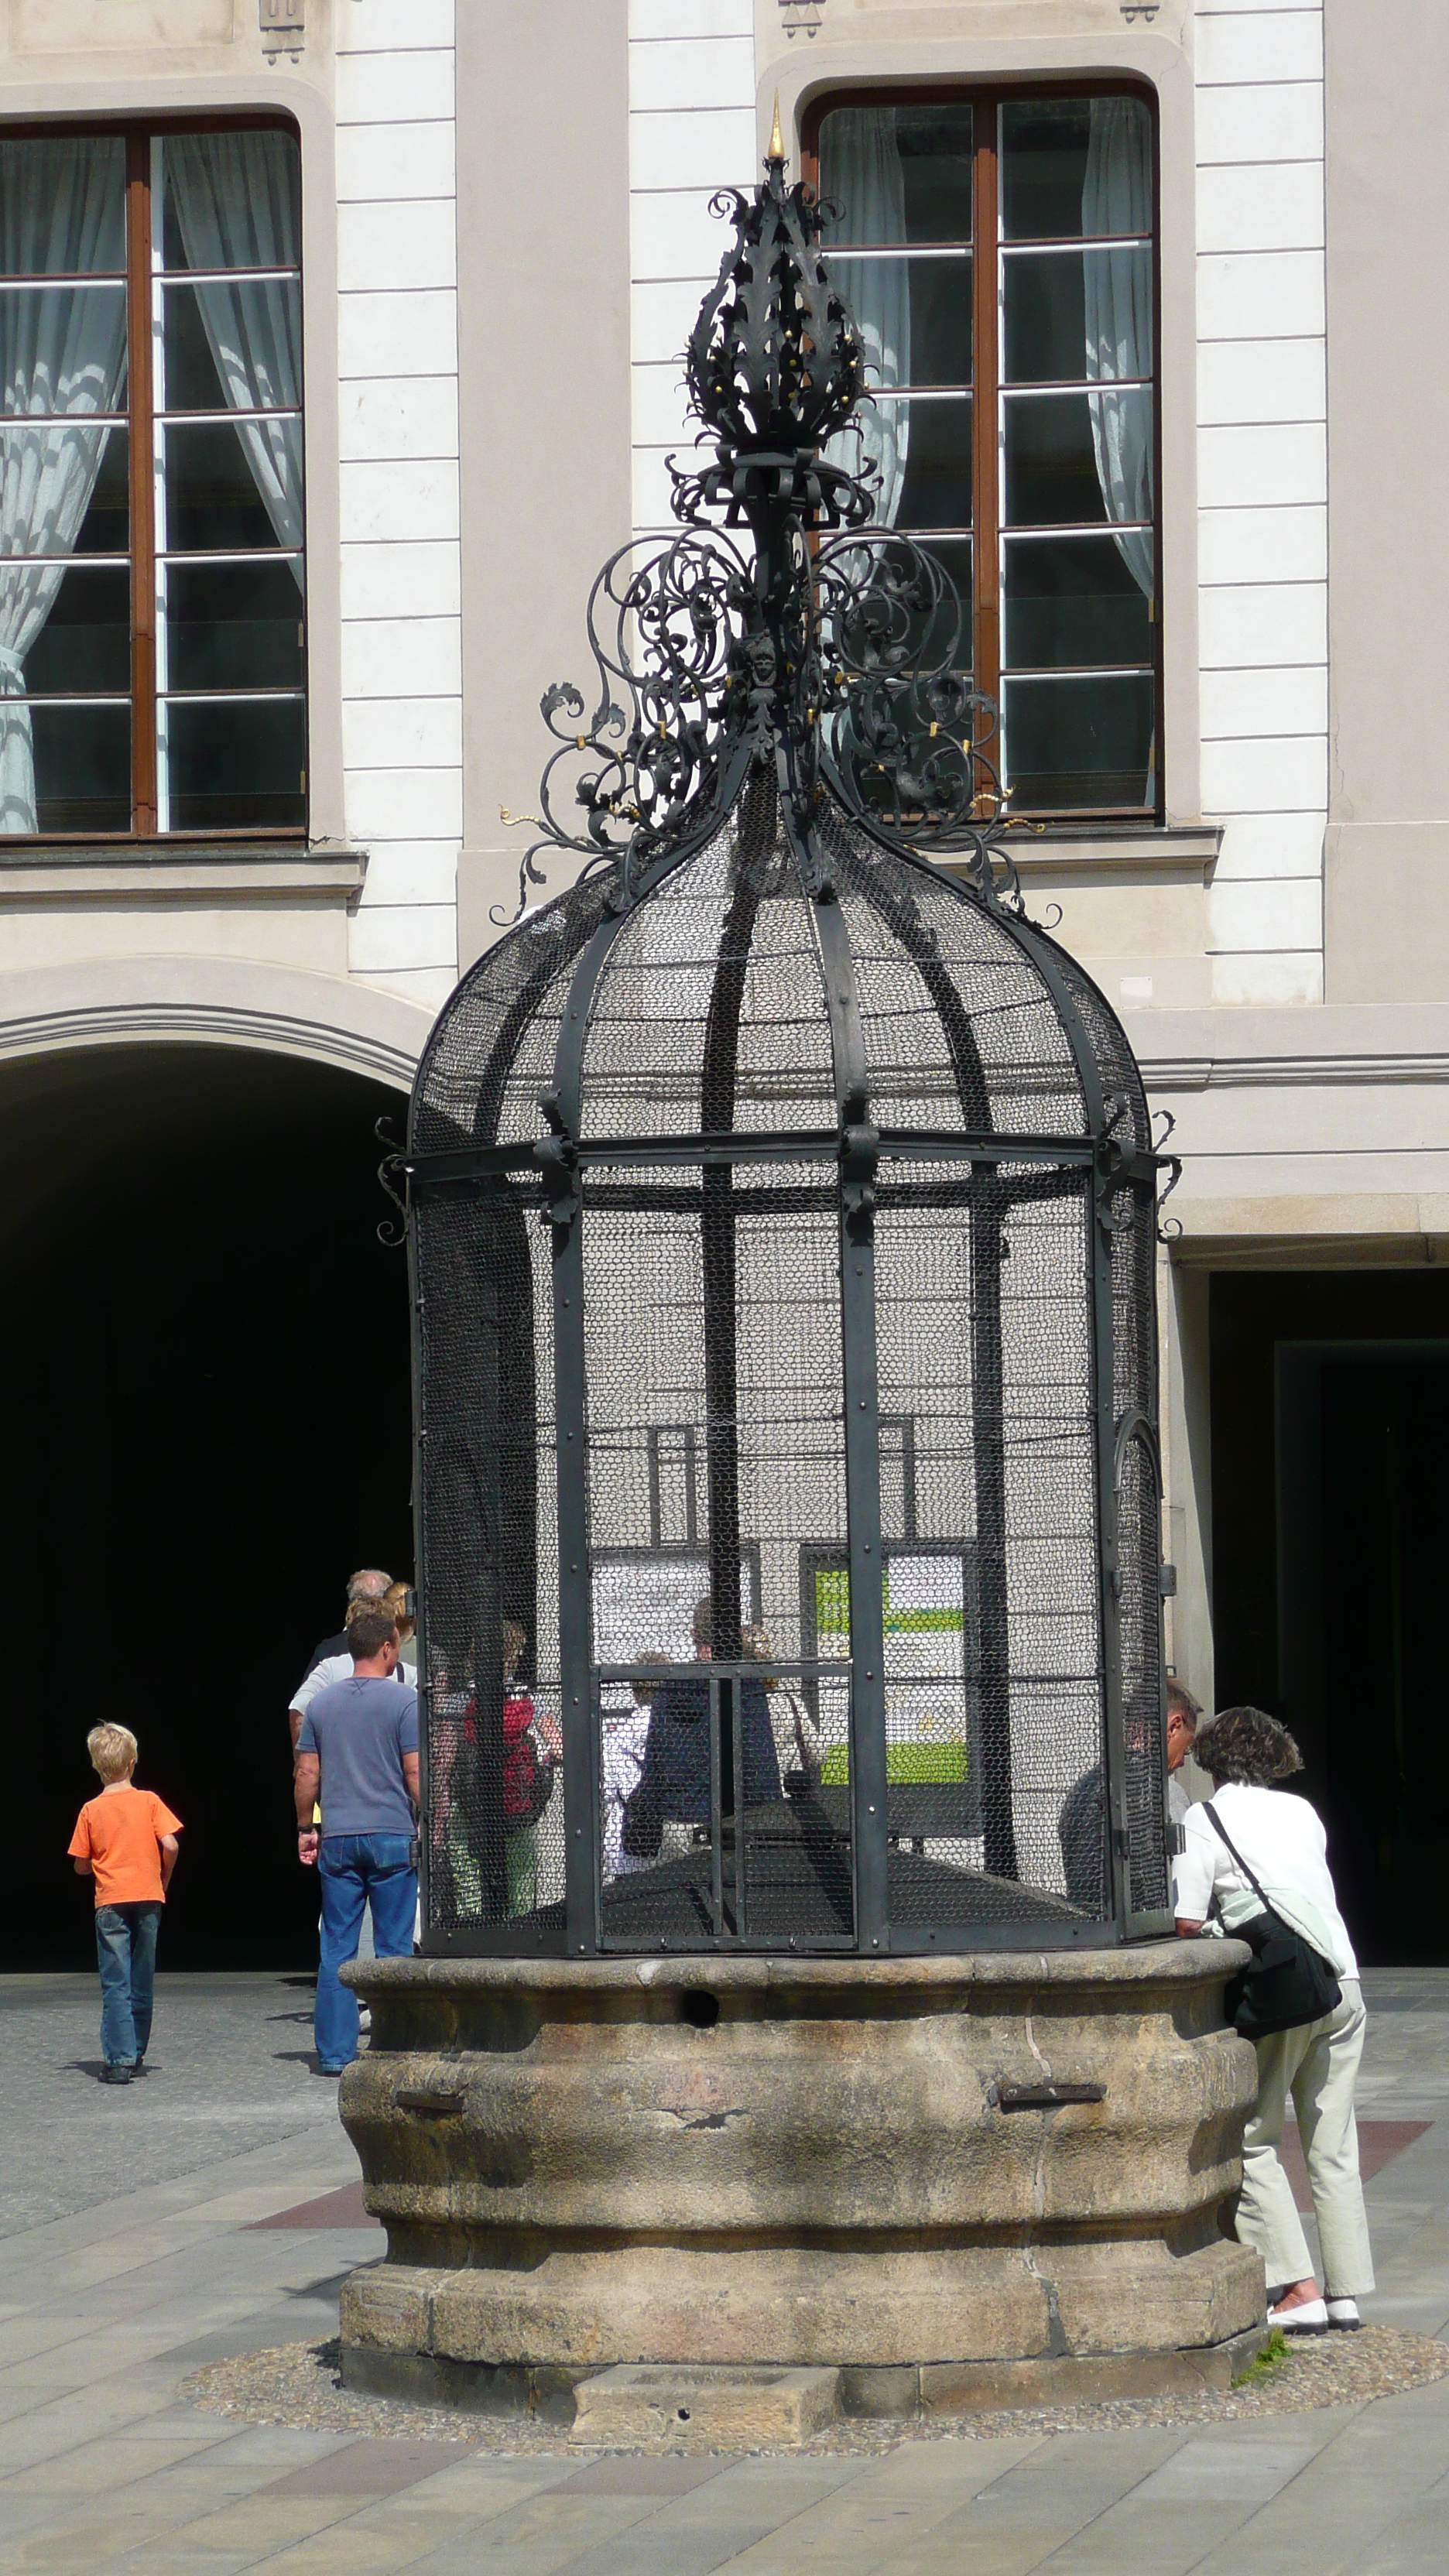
536, 1135, 580, 1228
840, 1121, 879, 1221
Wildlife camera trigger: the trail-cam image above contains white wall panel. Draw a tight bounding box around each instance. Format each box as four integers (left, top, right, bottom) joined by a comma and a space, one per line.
629, 107, 755, 194
1195, 160, 1324, 255
335, 122, 457, 203
1194, 82, 1323, 165
630, 0, 752, 35
335, 51, 455, 125
1213, 814, 1325, 880
339, 459, 461, 546
1197, 335, 1324, 426
631, 36, 755, 111
1208, 875, 1322, 951
337, 289, 458, 382
341, 618, 463, 701
1200, 665, 1327, 740
348, 906, 459, 971
1200, 733, 1328, 814
1210, 952, 1323, 1005
1198, 581, 1327, 670
342, 695, 464, 772
338, 379, 460, 465
1197, 248, 1324, 340
1197, 12, 1323, 86
1199, 503, 1326, 587
1197, 421, 1326, 509
337, 199, 457, 294
340, 0, 455, 49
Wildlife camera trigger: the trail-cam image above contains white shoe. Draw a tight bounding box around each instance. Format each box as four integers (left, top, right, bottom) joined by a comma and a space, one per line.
1327, 2297, 1363, 2331
1269, 2295, 1329, 2334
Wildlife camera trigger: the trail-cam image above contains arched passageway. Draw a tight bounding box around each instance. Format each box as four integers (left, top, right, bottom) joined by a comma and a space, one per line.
5, 1043, 414, 1968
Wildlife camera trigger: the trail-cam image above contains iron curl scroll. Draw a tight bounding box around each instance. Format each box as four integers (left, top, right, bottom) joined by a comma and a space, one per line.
498, 139, 1027, 924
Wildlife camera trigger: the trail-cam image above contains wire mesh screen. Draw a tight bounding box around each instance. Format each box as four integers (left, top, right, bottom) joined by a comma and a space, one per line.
408, 781, 1170, 1952
416, 1177, 564, 1941
582, 1157, 852, 1948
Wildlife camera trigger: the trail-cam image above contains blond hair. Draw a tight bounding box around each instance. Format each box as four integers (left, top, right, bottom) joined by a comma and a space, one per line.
382, 1580, 415, 1636
87, 1724, 137, 1783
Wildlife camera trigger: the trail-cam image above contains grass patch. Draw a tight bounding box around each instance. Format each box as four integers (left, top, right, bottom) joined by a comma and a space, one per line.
1232, 2327, 1290, 2389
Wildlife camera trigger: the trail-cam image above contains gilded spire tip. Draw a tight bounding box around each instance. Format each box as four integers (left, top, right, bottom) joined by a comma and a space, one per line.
768, 91, 785, 164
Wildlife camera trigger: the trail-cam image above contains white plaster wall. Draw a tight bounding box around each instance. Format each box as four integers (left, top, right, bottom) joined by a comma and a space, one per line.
629, 0, 756, 536
336, 0, 461, 1012
1195, 0, 1327, 1006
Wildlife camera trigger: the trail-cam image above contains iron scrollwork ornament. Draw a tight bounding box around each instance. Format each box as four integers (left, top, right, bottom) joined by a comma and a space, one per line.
503, 124, 1018, 925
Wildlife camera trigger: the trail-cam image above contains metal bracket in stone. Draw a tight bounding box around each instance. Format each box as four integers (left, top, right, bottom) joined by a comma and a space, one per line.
259, 0, 304, 63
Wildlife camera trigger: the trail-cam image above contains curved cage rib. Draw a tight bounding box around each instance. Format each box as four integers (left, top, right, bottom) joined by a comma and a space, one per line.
405, 135, 1173, 1960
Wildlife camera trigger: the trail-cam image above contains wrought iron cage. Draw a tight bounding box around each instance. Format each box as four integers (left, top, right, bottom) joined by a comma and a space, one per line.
401, 131, 1178, 1958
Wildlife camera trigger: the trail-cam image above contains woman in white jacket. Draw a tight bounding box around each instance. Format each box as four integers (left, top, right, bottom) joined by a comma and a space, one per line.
1173, 1704, 1373, 2337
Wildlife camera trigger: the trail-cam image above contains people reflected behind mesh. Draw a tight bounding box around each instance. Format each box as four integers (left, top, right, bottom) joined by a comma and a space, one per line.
443, 1623, 560, 1920
631, 1598, 782, 1852
1059, 1679, 1201, 1911
1173, 1704, 1372, 2336
743, 1624, 822, 1791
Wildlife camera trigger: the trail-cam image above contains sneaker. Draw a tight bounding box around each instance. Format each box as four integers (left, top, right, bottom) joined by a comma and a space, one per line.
131, 2058, 149, 2078
98, 2063, 132, 2085
317, 2062, 348, 2078
1327, 2297, 1363, 2331
1269, 2294, 1329, 2334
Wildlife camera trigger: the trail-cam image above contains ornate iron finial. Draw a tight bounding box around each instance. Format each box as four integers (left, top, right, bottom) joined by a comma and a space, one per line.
502, 125, 1013, 926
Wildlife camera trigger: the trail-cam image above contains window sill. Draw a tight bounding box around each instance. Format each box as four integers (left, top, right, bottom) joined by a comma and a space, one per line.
0, 842, 367, 905
986, 824, 1222, 886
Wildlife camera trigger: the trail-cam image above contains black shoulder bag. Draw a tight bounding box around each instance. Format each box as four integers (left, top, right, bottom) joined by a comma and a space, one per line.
1203, 1803, 1342, 2040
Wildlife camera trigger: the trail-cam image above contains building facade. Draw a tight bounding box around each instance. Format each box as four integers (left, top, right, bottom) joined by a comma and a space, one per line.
5, 0, 1447, 1961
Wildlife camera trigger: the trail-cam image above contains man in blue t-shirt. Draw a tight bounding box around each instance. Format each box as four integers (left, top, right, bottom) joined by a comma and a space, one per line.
294, 1606, 419, 2074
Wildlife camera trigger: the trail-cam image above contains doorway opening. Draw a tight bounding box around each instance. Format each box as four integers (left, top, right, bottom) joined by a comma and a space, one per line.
1211, 1271, 1449, 1965
4, 1043, 413, 1970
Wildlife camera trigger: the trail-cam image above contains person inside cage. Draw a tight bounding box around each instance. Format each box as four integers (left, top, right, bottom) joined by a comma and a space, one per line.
624, 1597, 782, 1860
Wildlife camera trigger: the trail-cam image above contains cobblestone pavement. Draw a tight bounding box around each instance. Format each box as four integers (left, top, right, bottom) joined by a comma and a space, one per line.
1, 1968, 1447, 2573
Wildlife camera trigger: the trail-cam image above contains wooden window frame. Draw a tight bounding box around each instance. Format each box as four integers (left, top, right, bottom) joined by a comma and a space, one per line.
1, 111, 306, 847
802, 80, 1164, 826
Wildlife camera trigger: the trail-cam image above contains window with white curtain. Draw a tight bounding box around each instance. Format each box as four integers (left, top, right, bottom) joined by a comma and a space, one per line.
808, 90, 1159, 817
0, 121, 304, 838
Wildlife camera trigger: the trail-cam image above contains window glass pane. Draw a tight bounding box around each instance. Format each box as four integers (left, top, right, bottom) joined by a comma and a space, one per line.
160, 278, 301, 413
826, 255, 971, 389
163, 694, 305, 829
70, 424, 129, 554
27, 701, 131, 831
1003, 535, 1153, 669
889, 395, 972, 530
820, 104, 972, 247
1004, 245, 1153, 386
1003, 389, 1152, 529
0, 139, 126, 276
163, 557, 304, 691
13, 563, 130, 694
160, 131, 300, 274
0, 423, 127, 557
1003, 671, 1153, 808
1, 286, 127, 414
1000, 98, 1151, 242
161, 418, 302, 553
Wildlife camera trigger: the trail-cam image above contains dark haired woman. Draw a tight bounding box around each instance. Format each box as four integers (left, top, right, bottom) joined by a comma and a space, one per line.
1173, 1705, 1372, 2337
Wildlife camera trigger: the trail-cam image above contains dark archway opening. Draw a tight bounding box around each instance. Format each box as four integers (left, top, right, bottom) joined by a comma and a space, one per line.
1211, 1269, 1449, 1965
5, 1043, 413, 1968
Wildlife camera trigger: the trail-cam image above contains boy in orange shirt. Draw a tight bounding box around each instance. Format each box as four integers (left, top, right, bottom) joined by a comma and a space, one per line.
67, 1724, 181, 2086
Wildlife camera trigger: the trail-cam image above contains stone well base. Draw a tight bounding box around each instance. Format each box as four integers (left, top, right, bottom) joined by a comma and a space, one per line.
338, 1942, 1264, 2397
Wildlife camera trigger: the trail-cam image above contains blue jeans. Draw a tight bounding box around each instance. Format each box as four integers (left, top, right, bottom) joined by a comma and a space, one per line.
316, 1834, 416, 2069
95, 1903, 161, 2068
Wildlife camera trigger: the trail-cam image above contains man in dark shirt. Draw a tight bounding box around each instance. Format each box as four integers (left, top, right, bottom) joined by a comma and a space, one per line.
304, 1567, 392, 1675
294, 1606, 417, 2074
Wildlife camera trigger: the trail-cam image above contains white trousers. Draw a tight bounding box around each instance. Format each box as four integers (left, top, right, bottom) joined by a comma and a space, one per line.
1235, 1977, 1375, 2299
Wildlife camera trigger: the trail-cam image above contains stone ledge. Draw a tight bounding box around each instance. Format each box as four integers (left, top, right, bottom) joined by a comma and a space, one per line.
347, 1937, 1246, 1999
339, 2328, 1273, 2435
